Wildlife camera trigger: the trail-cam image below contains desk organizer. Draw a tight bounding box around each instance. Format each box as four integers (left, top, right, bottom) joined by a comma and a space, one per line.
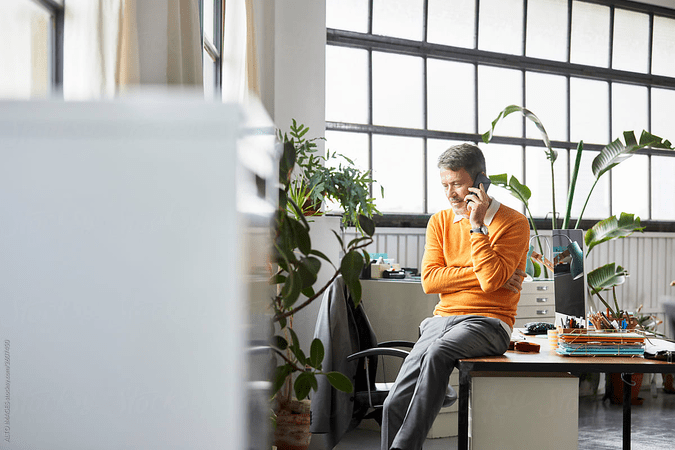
556, 329, 645, 356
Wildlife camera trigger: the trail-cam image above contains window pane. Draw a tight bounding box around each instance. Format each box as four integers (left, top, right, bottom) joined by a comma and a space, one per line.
203, 50, 215, 99
612, 154, 648, 219
526, 0, 568, 62
372, 52, 424, 128
0, 1, 51, 99
612, 83, 648, 139
612, 9, 649, 74
427, 139, 465, 214
427, 59, 475, 133
427, 0, 476, 48
525, 72, 568, 142
325, 130, 370, 174
481, 143, 524, 213
478, 0, 523, 55
569, 148, 610, 221
526, 146, 569, 220
652, 156, 675, 221
372, 0, 423, 41
651, 88, 675, 139
570, 78, 609, 145
326, 0, 368, 33
570, 2, 610, 68
203, 0, 214, 43
326, 46, 369, 124
478, 66, 523, 138
653, 16, 675, 78
372, 135, 424, 213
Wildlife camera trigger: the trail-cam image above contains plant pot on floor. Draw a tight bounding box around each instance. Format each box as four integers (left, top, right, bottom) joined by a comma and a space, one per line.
274, 399, 312, 450
604, 373, 644, 405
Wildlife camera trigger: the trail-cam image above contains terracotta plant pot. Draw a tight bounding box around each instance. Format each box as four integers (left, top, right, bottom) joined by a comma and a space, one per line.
274, 399, 312, 450
606, 372, 644, 405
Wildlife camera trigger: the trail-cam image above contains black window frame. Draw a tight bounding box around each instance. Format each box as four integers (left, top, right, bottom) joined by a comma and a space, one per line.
33, 0, 65, 96
326, 0, 675, 232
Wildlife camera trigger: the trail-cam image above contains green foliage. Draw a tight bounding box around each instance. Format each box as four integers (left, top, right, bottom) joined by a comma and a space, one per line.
271, 124, 380, 405
277, 120, 382, 231
482, 105, 674, 229
586, 263, 629, 317
584, 213, 645, 255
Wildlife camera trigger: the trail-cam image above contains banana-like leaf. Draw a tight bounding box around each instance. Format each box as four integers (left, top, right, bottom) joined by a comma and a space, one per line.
585, 212, 645, 254
488, 173, 531, 204
482, 105, 557, 163
587, 263, 628, 295
591, 138, 633, 179
562, 141, 584, 229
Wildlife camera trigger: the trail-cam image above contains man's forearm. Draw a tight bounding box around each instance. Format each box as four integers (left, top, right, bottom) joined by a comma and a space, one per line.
421, 265, 479, 294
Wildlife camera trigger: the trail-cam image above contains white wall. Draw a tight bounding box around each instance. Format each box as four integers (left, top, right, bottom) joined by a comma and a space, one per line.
254, 0, 335, 352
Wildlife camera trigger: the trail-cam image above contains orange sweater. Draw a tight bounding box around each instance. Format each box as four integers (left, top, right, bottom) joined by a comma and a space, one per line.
421, 203, 530, 327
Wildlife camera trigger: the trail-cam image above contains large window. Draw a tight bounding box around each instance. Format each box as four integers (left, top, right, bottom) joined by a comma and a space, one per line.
0, 0, 64, 99
326, 0, 675, 229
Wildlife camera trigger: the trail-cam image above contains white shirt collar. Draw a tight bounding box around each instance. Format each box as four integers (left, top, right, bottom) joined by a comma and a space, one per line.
452, 197, 501, 226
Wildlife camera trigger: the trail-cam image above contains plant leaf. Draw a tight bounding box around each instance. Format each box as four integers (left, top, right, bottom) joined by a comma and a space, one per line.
358, 214, 375, 237
585, 212, 645, 254
587, 263, 629, 295
591, 138, 632, 179
294, 372, 316, 400
482, 105, 557, 163
297, 256, 321, 289
309, 338, 325, 369
281, 269, 302, 308
325, 371, 353, 393
562, 141, 584, 229
273, 335, 288, 351
272, 364, 293, 396
340, 250, 364, 306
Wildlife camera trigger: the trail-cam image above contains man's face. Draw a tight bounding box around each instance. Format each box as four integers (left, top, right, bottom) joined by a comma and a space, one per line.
440, 167, 473, 216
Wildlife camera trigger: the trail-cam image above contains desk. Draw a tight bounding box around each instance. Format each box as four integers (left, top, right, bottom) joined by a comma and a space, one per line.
457, 338, 675, 450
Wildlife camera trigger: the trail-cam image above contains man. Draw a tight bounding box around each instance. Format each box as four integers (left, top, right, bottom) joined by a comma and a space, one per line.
381, 143, 530, 450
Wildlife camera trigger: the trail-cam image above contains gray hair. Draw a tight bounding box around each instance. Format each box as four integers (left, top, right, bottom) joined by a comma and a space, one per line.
437, 143, 486, 181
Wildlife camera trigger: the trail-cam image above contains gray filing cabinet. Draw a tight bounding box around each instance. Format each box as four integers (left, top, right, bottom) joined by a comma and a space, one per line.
515, 280, 555, 327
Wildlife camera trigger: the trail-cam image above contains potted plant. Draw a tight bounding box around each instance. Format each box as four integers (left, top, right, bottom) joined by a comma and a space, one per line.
270, 122, 380, 450
278, 119, 382, 231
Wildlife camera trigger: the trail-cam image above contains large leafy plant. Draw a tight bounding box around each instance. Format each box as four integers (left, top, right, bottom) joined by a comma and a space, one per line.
584, 213, 644, 320
277, 120, 382, 231
271, 132, 376, 407
482, 105, 674, 232
482, 105, 673, 282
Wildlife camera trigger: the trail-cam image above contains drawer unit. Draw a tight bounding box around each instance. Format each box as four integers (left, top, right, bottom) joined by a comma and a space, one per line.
515, 280, 555, 327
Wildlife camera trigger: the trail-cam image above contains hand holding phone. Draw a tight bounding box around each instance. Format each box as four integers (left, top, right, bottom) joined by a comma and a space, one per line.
466, 173, 491, 204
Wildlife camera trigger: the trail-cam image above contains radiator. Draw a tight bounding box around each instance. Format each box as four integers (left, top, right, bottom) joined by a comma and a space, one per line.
344, 227, 675, 336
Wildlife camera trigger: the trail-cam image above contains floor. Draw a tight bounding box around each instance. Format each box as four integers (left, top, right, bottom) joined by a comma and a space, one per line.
332, 383, 675, 450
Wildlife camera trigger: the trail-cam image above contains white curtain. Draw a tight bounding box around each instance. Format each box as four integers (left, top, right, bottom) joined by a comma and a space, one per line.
63, 0, 140, 99
166, 0, 202, 85
223, 0, 260, 103
64, 0, 203, 100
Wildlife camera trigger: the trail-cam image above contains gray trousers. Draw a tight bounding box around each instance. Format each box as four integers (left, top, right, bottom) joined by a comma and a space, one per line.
381, 315, 511, 450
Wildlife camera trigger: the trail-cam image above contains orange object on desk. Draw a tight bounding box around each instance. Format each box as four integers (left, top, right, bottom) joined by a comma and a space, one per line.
514, 341, 541, 353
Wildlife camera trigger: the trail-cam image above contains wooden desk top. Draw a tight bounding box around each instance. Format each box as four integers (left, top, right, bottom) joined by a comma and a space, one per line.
459, 334, 675, 374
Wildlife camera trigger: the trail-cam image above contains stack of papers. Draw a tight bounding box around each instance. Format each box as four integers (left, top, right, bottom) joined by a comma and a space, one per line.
556, 330, 645, 356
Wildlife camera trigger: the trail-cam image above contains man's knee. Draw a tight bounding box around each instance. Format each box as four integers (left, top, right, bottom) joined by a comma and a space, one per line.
423, 343, 455, 373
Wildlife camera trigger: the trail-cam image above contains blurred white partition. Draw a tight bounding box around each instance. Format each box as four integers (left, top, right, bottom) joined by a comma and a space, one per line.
0, 95, 276, 450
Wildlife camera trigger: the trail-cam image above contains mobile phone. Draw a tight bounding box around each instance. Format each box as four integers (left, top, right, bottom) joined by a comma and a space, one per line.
466, 173, 491, 203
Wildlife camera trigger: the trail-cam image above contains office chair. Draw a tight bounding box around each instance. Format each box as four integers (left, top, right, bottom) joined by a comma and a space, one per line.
310, 276, 456, 449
